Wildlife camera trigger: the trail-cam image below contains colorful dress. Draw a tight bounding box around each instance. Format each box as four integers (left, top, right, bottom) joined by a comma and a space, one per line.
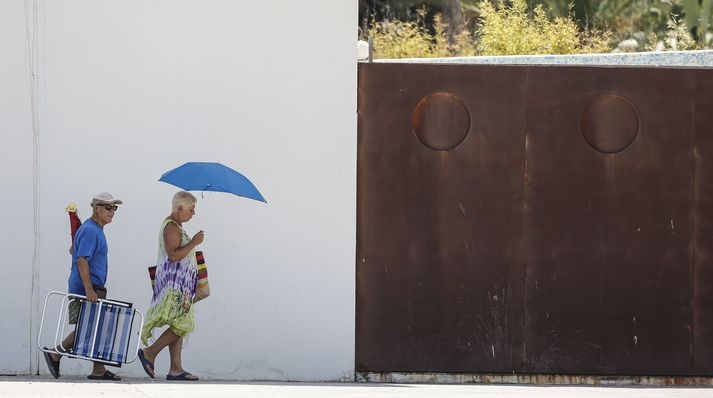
141, 218, 196, 345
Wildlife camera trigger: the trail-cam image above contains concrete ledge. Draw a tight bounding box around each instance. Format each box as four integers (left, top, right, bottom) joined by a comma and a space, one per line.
356, 372, 713, 386
372, 50, 713, 67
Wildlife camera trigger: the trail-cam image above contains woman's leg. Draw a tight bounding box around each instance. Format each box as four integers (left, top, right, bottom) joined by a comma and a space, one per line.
168, 336, 183, 374
143, 328, 180, 364
167, 336, 198, 379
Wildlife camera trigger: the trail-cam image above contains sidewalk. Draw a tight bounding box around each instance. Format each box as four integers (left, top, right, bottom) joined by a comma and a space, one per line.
2, 376, 713, 398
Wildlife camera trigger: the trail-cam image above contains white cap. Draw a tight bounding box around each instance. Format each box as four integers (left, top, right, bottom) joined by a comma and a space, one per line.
91, 192, 123, 206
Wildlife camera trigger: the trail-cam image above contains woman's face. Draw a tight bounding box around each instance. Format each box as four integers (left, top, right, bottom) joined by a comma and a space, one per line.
179, 204, 196, 222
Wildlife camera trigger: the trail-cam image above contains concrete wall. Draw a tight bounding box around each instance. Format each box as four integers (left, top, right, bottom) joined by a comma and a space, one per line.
0, 0, 356, 381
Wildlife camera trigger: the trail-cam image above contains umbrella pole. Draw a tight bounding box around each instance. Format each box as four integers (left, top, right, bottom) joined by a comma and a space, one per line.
200, 191, 212, 232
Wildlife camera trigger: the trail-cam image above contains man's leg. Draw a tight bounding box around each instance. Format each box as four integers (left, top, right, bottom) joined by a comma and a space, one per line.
89, 362, 108, 377
50, 331, 76, 362
43, 297, 81, 378
51, 297, 81, 362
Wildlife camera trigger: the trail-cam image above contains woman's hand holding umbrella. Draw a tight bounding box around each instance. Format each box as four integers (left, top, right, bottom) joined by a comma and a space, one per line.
190, 231, 205, 247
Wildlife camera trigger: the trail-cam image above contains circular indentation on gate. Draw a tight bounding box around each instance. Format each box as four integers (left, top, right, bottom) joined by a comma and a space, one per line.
412, 92, 471, 151
581, 95, 639, 154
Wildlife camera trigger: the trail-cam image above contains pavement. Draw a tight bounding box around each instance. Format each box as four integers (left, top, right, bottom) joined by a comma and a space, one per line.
3, 377, 713, 398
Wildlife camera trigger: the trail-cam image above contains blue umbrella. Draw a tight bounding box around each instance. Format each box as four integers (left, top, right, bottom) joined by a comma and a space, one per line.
159, 162, 266, 203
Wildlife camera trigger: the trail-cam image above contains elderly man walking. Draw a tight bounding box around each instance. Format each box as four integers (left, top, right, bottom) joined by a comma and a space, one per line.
43, 192, 123, 381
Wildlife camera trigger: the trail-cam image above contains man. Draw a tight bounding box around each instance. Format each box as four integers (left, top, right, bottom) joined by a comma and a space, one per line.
43, 192, 123, 381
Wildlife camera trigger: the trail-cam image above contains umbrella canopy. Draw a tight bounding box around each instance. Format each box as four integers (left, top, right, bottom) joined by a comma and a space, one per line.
159, 162, 266, 203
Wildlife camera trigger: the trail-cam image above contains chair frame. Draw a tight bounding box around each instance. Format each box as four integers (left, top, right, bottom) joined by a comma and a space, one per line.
38, 291, 144, 366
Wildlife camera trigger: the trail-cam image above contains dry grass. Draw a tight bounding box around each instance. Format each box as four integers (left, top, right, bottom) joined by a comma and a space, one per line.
364, 0, 613, 59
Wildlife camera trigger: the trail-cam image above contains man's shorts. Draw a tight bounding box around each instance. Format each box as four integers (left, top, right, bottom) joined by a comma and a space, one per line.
68, 285, 107, 325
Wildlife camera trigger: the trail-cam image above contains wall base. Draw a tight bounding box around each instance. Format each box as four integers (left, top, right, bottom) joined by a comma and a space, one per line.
356, 372, 713, 386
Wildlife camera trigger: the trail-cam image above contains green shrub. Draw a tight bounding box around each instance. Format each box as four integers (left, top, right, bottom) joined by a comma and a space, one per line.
364, 0, 612, 58
366, 12, 477, 58
367, 18, 433, 59
477, 0, 611, 55
431, 15, 478, 57
645, 13, 700, 50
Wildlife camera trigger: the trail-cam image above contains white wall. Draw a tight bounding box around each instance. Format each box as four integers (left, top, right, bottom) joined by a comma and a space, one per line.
0, 0, 35, 375
1, 0, 356, 381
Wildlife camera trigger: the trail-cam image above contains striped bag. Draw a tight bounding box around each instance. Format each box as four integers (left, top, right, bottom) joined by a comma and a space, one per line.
148, 266, 157, 290
194, 250, 210, 302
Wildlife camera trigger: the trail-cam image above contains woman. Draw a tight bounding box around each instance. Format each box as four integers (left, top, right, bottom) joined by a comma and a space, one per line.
138, 191, 204, 381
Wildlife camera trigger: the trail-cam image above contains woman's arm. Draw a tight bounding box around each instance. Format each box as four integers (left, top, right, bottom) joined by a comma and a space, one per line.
164, 222, 203, 262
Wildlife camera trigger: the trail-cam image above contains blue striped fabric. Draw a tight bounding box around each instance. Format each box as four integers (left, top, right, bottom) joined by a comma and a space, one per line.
74, 301, 99, 358
111, 307, 134, 363
95, 304, 118, 360
72, 300, 135, 365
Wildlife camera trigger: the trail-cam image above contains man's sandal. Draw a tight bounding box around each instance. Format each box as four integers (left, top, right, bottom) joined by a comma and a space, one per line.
42, 348, 60, 379
87, 370, 121, 381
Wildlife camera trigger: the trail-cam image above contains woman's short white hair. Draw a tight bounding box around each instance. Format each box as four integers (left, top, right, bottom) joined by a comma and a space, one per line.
172, 191, 197, 211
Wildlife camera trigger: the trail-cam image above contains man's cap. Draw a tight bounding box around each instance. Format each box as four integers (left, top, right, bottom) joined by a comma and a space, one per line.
91, 192, 123, 206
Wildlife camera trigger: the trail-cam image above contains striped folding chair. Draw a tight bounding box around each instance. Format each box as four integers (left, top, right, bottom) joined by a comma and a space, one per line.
38, 291, 144, 367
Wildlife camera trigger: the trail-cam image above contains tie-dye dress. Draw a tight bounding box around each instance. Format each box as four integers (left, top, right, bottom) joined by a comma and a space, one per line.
141, 218, 196, 344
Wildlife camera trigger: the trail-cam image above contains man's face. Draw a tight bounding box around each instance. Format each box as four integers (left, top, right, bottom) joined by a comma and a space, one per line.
94, 203, 118, 225
179, 204, 196, 223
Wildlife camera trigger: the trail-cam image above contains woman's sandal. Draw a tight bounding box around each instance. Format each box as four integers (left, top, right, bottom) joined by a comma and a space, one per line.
137, 349, 155, 378
166, 371, 199, 381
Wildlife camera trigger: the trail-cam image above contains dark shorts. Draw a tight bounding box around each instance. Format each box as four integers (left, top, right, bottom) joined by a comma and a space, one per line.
68, 285, 107, 325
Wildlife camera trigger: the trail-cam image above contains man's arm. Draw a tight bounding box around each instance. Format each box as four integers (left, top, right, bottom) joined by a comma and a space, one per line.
77, 256, 98, 301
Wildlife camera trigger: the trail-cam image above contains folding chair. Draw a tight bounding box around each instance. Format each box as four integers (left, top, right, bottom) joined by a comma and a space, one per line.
38, 291, 144, 367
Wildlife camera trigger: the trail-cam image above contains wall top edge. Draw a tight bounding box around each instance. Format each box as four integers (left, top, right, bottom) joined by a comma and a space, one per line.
368, 50, 713, 67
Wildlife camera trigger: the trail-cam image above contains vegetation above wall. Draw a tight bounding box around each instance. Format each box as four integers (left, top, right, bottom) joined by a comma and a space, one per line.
358, 0, 713, 57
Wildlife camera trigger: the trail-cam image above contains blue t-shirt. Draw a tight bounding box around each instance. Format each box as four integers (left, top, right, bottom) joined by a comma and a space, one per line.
67, 219, 108, 295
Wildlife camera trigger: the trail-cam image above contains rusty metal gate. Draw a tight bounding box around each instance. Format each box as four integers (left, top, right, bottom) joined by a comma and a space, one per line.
356, 63, 713, 375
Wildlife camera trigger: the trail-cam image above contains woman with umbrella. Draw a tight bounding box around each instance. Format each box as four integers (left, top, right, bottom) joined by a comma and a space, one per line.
138, 191, 204, 381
